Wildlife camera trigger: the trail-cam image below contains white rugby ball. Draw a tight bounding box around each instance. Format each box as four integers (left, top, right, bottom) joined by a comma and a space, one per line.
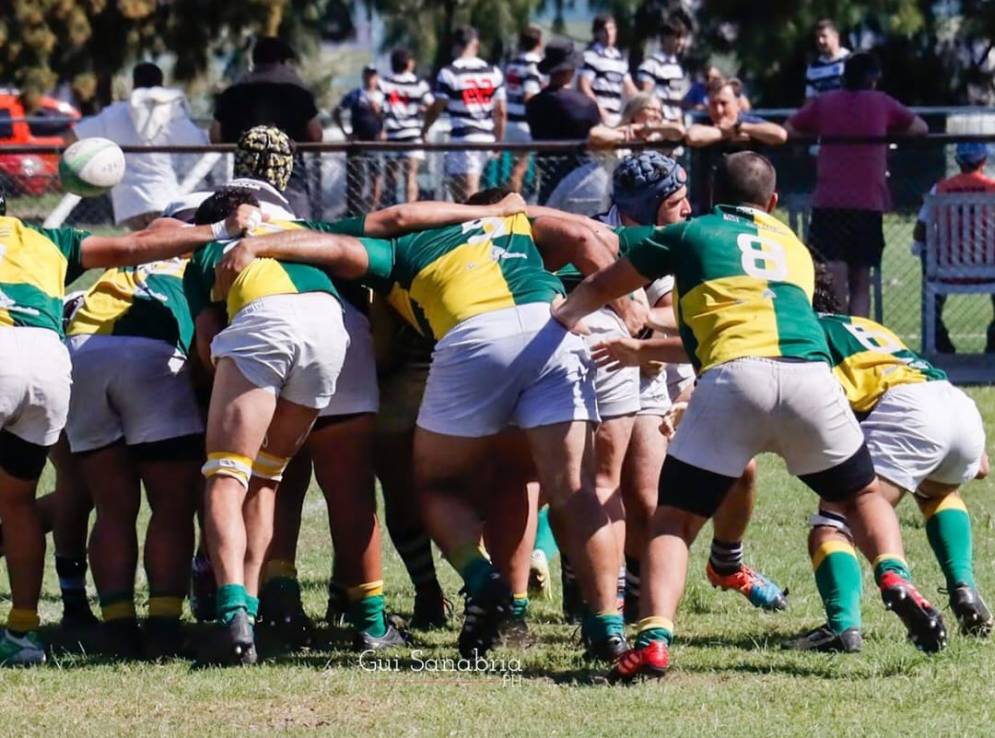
59, 137, 126, 197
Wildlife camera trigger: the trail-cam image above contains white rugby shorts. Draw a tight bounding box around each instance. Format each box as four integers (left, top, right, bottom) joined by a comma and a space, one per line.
416, 303, 598, 437
862, 380, 986, 492
319, 301, 379, 417
445, 149, 491, 176
0, 327, 71, 447
583, 306, 640, 419
668, 357, 865, 478
65, 334, 204, 453
211, 292, 348, 410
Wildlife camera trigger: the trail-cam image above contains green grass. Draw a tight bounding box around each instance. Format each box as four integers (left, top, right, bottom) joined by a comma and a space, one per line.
0, 390, 992, 736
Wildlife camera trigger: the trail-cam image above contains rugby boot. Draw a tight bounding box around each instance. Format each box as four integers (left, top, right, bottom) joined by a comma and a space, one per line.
189, 553, 216, 623
196, 610, 257, 667
949, 584, 993, 637
457, 574, 513, 658
258, 578, 314, 649
609, 640, 669, 683
409, 581, 452, 630
353, 620, 412, 652
0, 629, 45, 667
706, 562, 788, 611
879, 572, 947, 653
785, 623, 862, 653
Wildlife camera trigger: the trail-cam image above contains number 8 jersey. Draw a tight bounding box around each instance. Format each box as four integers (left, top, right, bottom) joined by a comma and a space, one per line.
619, 205, 831, 373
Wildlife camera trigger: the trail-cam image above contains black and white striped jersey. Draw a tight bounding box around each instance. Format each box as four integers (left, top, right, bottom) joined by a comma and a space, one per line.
379, 71, 434, 141
434, 57, 506, 141
504, 51, 543, 125
577, 42, 631, 126
805, 49, 850, 98
636, 52, 688, 121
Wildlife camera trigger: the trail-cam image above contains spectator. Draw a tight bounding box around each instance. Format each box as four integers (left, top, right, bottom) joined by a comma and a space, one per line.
334, 65, 386, 212
805, 19, 851, 99
637, 14, 691, 124
503, 26, 544, 193
423, 26, 506, 201
68, 62, 207, 230
211, 36, 323, 217
786, 51, 928, 316
577, 14, 637, 127
683, 64, 723, 110
526, 38, 601, 205
685, 78, 786, 147
379, 49, 434, 203
912, 142, 995, 353
588, 92, 684, 147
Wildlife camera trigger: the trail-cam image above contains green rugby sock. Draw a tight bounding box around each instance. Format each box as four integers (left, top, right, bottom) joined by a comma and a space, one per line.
245, 595, 260, 622
348, 582, 387, 638
873, 554, 911, 584
583, 608, 625, 642
533, 506, 559, 561
216, 583, 248, 625
450, 543, 495, 599
635, 617, 673, 648
511, 595, 529, 620
923, 495, 975, 589
812, 541, 862, 633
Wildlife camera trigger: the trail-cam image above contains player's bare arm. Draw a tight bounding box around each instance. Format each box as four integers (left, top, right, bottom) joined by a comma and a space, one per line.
553, 258, 648, 332
363, 192, 526, 237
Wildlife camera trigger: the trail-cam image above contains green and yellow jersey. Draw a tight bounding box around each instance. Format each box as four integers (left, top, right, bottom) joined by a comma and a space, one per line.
307, 213, 564, 341
0, 216, 88, 335
818, 313, 946, 414
620, 205, 829, 373
68, 259, 195, 355
184, 220, 349, 321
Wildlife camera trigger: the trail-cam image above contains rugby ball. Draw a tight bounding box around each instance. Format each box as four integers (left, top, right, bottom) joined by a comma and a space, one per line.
59, 138, 126, 197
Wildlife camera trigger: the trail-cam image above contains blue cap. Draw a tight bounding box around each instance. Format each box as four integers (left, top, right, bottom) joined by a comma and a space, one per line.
612, 151, 688, 225
955, 142, 989, 166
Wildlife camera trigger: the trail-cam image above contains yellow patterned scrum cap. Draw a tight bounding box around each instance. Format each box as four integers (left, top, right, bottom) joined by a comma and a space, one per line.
234, 125, 295, 191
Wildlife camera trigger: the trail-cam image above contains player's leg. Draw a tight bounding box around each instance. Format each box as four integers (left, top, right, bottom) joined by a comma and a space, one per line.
405, 156, 421, 202
847, 264, 871, 318
48, 435, 97, 629
77, 442, 143, 654
707, 460, 787, 611
134, 436, 202, 656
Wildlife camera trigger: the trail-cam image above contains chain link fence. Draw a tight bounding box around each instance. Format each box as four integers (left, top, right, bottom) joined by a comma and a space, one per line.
3, 136, 993, 378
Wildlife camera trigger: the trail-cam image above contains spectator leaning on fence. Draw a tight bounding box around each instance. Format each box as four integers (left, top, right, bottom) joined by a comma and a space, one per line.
785, 52, 928, 317
577, 14, 637, 127
526, 38, 602, 206
805, 19, 851, 99
503, 26, 545, 193
67, 62, 207, 230
636, 14, 691, 124
912, 142, 995, 354
334, 65, 386, 212
378, 48, 434, 204
423, 25, 506, 201
211, 36, 323, 217
685, 78, 786, 148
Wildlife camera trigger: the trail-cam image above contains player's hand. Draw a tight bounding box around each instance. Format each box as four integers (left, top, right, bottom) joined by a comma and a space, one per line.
609, 293, 649, 337
215, 240, 258, 296
592, 336, 643, 370
225, 204, 266, 237
660, 401, 687, 440
493, 192, 527, 217
640, 359, 665, 378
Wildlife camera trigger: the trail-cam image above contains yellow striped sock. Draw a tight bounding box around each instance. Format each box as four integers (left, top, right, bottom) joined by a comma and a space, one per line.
101, 600, 137, 622
7, 608, 39, 633
811, 540, 857, 571
872, 553, 907, 569
513, 592, 529, 601
920, 493, 968, 520
346, 580, 384, 601
263, 559, 298, 584
148, 596, 184, 619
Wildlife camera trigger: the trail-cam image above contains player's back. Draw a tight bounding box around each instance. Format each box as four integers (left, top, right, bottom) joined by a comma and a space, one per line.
623, 204, 829, 373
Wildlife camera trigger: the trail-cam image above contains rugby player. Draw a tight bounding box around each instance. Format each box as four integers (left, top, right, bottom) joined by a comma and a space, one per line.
64, 195, 213, 658
594, 152, 786, 620
551, 151, 948, 681
216, 209, 637, 660
0, 185, 258, 665
792, 269, 989, 652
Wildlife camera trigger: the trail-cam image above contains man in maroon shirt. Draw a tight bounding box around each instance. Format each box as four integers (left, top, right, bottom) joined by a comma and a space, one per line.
786, 53, 927, 316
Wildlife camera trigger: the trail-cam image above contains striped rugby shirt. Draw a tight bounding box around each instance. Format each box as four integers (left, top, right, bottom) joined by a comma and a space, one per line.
434, 57, 505, 141
620, 205, 830, 374
379, 71, 434, 142
636, 52, 688, 121
805, 49, 850, 98
504, 51, 543, 126
578, 42, 631, 126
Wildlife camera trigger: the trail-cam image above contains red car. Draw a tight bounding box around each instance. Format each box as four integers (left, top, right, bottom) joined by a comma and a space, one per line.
0, 88, 80, 196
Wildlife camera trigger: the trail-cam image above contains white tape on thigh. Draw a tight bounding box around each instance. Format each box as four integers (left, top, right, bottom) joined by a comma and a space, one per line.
808, 512, 853, 539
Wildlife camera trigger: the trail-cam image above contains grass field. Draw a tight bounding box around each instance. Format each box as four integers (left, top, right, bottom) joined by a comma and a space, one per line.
0, 388, 990, 737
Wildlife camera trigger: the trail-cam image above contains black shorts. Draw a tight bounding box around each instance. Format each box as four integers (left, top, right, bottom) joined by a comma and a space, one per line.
807, 208, 885, 268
